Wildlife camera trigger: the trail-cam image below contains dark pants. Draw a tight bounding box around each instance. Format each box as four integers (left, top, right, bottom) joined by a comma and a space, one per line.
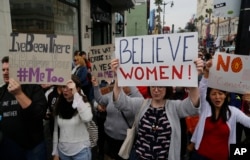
189, 151, 209, 160
235, 123, 250, 144
96, 111, 106, 160
129, 148, 139, 160
236, 123, 244, 143
82, 84, 93, 102
180, 118, 188, 158
0, 137, 47, 160
106, 134, 126, 160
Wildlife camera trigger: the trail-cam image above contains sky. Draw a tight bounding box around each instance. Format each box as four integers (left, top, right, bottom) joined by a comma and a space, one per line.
150, 0, 197, 30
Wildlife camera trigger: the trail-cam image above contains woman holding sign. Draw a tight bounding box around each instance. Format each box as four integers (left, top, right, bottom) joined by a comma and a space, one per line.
110, 58, 204, 160
190, 60, 250, 160
52, 75, 93, 160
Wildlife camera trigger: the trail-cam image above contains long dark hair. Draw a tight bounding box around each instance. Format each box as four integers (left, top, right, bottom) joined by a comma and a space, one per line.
206, 87, 231, 122
147, 86, 174, 99
54, 75, 88, 119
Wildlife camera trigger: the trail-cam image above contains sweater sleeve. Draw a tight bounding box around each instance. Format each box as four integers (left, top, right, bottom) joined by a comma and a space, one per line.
52, 117, 59, 156
113, 89, 145, 114
234, 106, 250, 128
93, 86, 109, 105
72, 92, 93, 122
199, 76, 209, 113
129, 86, 143, 98
174, 97, 200, 118
20, 85, 47, 121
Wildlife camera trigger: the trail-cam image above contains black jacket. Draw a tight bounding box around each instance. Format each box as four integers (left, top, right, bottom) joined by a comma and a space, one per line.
0, 84, 47, 149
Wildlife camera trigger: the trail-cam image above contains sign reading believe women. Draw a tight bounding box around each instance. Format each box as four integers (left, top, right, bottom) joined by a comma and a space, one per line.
114, 32, 198, 87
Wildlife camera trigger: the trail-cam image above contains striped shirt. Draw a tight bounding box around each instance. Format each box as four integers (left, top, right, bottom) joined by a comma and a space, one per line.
135, 105, 172, 159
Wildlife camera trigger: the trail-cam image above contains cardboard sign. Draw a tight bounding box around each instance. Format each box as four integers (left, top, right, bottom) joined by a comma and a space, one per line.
213, 0, 241, 17
115, 33, 198, 87
89, 44, 115, 82
208, 53, 250, 94
9, 33, 72, 85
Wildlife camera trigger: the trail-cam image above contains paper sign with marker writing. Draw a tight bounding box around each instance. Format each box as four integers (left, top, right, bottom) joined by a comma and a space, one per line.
9, 33, 72, 85
115, 32, 198, 87
89, 44, 115, 82
208, 53, 250, 94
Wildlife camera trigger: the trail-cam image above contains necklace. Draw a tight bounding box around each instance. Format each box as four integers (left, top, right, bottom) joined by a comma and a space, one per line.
151, 123, 159, 131
150, 106, 164, 132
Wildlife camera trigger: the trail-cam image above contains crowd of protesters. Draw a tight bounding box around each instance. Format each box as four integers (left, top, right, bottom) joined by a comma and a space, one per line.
1, 46, 250, 160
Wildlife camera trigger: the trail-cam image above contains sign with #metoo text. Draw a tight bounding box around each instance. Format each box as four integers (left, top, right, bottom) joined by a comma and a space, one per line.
9, 33, 72, 85
115, 32, 198, 87
208, 53, 250, 94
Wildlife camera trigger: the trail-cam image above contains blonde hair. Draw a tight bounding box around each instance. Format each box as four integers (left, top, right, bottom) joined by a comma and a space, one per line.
78, 56, 86, 66
74, 55, 86, 67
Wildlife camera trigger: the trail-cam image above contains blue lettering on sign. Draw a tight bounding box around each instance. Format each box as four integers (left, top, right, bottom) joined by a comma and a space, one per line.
118, 35, 194, 65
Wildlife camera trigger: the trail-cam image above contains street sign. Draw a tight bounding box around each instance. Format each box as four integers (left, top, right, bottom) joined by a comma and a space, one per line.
213, 0, 241, 17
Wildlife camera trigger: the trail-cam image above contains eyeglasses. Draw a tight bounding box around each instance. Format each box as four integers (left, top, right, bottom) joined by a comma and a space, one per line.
151, 86, 165, 90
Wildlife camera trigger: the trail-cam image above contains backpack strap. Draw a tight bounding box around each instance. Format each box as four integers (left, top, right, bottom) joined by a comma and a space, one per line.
121, 111, 131, 128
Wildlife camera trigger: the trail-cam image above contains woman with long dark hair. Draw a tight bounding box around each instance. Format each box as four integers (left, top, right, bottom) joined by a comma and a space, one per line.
190, 60, 250, 160
52, 75, 92, 160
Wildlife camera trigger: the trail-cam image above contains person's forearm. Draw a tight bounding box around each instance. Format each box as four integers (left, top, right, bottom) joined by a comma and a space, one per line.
14, 92, 32, 109
188, 87, 200, 108
113, 77, 121, 101
203, 69, 209, 79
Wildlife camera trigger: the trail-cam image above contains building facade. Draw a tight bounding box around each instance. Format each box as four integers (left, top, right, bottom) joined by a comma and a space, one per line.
196, 0, 238, 48
0, 0, 138, 84
125, 0, 149, 36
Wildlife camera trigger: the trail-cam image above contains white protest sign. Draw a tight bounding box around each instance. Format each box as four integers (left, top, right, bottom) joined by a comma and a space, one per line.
115, 32, 198, 87
213, 0, 241, 17
89, 44, 115, 82
9, 33, 72, 85
208, 53, 250, 94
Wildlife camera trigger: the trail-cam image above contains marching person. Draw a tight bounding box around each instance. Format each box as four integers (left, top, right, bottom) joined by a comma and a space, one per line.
92, 77, 143, 160
190, 59, 250, 160
0, 56, 48, 160
110, 57, 203, 160
52, 75, 93, 160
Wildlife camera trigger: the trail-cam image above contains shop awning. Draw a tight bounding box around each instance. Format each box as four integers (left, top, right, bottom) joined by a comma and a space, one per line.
106, 0, 136, 12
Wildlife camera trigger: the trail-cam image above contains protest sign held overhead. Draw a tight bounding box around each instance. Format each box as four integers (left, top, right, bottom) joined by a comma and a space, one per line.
208, 53, 250, 94
89, 44, 115, 82
9, 33, 72, 85
115, 32, 198, 87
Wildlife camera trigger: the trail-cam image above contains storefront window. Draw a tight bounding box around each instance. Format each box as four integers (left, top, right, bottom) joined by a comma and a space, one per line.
91, 0, 112, 46
9, 0, 80, 51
